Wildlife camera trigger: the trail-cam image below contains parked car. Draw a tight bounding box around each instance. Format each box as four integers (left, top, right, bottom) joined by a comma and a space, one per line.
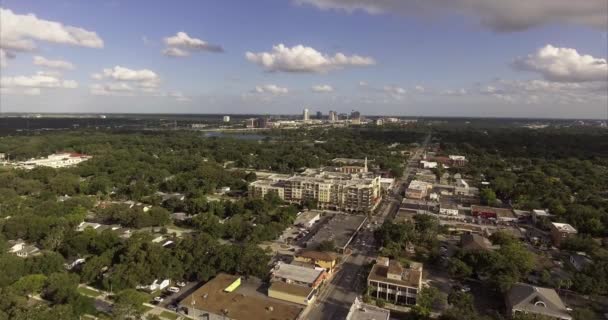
176, 282, 186, 287
167, 287, 180, 293
154, 296, 164, 302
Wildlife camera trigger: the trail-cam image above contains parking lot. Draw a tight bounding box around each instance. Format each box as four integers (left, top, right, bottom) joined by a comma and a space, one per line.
152, 281, 200, 310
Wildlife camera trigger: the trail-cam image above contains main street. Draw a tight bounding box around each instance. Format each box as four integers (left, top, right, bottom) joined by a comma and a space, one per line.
304, 132, 431, 319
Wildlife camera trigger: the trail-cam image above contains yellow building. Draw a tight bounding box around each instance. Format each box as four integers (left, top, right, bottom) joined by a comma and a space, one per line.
268, 281, 316, 306
294, 250, 338, 273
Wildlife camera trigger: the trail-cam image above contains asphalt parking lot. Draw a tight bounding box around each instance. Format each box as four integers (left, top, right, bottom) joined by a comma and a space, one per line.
155, 281, 200, 309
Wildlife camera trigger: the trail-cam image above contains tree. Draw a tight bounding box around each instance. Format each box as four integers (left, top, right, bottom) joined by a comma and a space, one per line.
318, 240, 336, 252
441, 292, 483, 320
113, 289, 149, 320
42, 273, 79, 304
411, 287, 443, 319
479, 188, 497, 206
447, 258, 473, 280
10, 274, 47, 296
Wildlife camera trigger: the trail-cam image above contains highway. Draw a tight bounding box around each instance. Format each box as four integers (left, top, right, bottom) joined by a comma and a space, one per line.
304, 132, 431, 319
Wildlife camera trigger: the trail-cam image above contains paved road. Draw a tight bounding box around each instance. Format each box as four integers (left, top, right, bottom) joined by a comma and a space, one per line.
305, 133, 431, 319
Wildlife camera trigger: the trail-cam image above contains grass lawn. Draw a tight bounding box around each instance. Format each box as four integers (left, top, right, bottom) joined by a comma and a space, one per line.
142, 305, 154, 313
160, 311, 180, 320
77, 287, 102, 297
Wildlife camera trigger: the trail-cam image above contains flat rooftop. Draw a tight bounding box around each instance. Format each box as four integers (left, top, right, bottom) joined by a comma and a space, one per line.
269, 281, 314, 299
551, 222, 577, 233
305, 213, 366, 250
179, 273, 302, 320
471, 205, 516, 218
368, 262, 422, 289
294, 210, 321, 226
348, 302, 390, 320
272, 262, 324, 284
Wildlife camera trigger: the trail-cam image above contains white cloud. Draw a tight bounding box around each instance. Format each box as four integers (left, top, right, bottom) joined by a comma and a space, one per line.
295, 0, 608, 32
253, 84, 289, 95
93, 66, 161, 90
441, 88, 468, 96
162, 31, 223, 57
162, 47, 190, 57
312, 84, 334, 92
513, 45, 608, 82
0, 8, 103, 54
1, 72, 78, 91
33, 56, 75, 70
414, 85, 425, 93
358, 81, 368, 87
383, 85, 406, 95
90, 83, 131, 96
168, 91, 191, 102
246, 44, 375, 73
477, 79, 607, 104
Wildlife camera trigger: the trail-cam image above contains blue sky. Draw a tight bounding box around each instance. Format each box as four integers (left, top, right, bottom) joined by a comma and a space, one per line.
1, 0, 607, 118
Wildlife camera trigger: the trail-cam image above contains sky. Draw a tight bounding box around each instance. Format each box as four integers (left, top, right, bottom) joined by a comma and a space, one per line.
0, 0, 607, 118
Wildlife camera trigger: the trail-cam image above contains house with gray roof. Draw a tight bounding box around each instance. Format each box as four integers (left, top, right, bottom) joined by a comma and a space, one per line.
506, 283, 572, 320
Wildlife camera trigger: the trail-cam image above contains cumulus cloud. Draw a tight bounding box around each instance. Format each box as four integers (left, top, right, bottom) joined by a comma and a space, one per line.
162, 31, 223, 57
33, 56, 75, 70
312, 84, 334, 92
513, 45, 608, 82
162, 47, 190, 57
477, 79, 607, 104
253, 84, 289, 95
92, 66, 161, 90
295, 0, 608, 32
90, 83, 134, 96
0, 8, 103, 55
1, 72, 78, 91
383, 85, 406, 95
246, 44, 375, 73
441, 88, 468, 96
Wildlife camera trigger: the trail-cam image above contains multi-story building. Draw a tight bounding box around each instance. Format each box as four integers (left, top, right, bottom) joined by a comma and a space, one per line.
350, 111, 361, 124
223, 115, 230, 122
294, 250, 338, 273
328, 110, 337, 122
550, 222, 577, 247
248, 168, 381, 213
367, 257, 423, 306
405, 180, 433, 200
303, 108, 310, 122
16, 152, 92, 169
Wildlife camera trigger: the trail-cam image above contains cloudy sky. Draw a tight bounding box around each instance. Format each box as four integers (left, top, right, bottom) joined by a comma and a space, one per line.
1, 0, 607, 118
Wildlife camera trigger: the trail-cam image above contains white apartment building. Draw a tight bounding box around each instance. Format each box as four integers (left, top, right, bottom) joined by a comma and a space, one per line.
16, 152, 92, 169
249, 168, 381, 213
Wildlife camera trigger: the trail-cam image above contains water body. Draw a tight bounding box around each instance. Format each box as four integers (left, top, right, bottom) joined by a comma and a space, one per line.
202, 132, 269, 141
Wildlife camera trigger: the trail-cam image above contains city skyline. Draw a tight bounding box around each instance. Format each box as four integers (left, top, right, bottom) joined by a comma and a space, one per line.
1, 0, 607, 118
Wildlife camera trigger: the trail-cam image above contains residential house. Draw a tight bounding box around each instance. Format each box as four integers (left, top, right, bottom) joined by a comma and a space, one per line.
569, 252, 592, 272
506, 283, 572, 320
550, 222, 577, 247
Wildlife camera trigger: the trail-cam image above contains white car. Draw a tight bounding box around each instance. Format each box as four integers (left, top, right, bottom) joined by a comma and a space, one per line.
154, 296, 164, 302
176, 282, 186, 287
167, 287, 180, 293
